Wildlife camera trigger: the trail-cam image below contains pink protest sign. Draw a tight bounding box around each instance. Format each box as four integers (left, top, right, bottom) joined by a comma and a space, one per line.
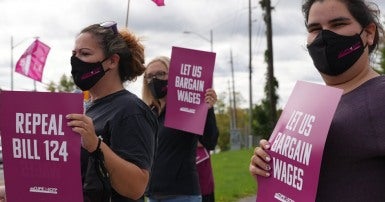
165, 46, 216, 135
0, 91, 83, 202
196, 147, 209, 164
256, 81, 343, 202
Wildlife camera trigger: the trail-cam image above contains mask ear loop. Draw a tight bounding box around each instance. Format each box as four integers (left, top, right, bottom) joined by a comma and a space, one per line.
358, 28, 369, 49
359, 28, 365, 35
100, 56, 113, 73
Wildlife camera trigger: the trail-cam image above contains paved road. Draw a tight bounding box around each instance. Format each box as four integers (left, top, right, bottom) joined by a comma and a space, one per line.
238, 195, 256, 202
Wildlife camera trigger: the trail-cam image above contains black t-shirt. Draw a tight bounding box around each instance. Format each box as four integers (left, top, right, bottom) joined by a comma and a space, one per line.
146, 107, 218, 197
81, 90, 158, 202
316, 76, 385, 201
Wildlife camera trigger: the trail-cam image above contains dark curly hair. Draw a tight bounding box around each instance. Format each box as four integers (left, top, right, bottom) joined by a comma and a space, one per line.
302, 0, 384, 53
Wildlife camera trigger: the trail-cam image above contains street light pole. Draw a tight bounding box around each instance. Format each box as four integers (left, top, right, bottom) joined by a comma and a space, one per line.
183, 29, 213, 52
125, 0, 130, 28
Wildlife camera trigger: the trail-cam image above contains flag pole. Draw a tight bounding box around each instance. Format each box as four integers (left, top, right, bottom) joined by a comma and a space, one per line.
125, 0, 130, 28
33, 37, 39, 92
10, 36, 14, 90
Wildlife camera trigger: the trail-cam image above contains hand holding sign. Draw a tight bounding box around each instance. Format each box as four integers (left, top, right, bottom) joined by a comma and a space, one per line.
204, 88, 217, 108
251, 81, 343, 202
66, 113, 99, 153
165, 46, 216, 135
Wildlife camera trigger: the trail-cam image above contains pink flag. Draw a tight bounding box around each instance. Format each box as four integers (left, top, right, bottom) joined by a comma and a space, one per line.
15, 39, 50, 82
152, 0, 165, 6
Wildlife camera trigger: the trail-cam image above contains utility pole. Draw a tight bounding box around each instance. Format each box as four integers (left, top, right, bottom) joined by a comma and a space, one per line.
209, 30, 213, 52
228, 81, 233, 128
125, 0, 130, 28
248, 0, 253, 141
261, 0, 277, 123
230, 49, 237, 129
11, 36, 14, 90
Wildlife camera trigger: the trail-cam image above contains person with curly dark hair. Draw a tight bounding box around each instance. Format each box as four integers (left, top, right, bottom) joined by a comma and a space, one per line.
66, 21, 158, 202
250, 0, 385, 201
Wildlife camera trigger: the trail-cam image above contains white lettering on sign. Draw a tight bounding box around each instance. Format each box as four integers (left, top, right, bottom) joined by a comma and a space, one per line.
15, 113, 64, 135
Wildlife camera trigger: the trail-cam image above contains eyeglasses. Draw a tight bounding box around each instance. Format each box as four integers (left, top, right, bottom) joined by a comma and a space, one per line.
99, 21, 118, 34
144, 71, 167, 83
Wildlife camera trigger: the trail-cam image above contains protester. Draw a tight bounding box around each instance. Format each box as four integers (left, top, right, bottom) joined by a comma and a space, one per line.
66, 21, 157, 202
196, 141, 217, 202
142, 56, 219, 202
249, 0, 385, 201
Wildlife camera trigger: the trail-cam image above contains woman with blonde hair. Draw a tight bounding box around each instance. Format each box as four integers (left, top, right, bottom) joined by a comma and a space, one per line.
143, 56, 219, 202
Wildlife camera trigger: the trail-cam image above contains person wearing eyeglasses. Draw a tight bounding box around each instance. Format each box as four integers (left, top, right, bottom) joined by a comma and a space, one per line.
142, 56, 219, 202
66, 21, 158, 202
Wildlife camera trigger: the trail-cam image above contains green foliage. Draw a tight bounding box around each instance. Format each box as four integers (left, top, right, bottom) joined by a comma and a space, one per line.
252, 103, 273, 140
215, 92, 231, 151
216, 113, 231, 151
46, 74, 76, 92
215, 92, 228, 115
263, 74, 279, 116
254, 0, 279, 140
215, 91, 251, 151
46, 81, 57, 92
251, 71, 280, 140
212, 149, 257, 202
375, 43, 385, 74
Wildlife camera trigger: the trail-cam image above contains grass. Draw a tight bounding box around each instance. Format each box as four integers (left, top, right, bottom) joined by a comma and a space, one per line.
211, 149, 257, 202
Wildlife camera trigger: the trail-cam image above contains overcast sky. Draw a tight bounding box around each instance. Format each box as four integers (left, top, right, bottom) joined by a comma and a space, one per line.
1, 0, 384, 108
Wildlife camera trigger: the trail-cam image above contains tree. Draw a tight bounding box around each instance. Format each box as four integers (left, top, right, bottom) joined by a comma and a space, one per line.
214, 92, 231, 151
254, 0, 280, 139
374, 42, 385, 74
260, 0, 277, 123
251, 69, 280, 140
214, 91, 248, 151
215, 112, 231, 151
46, 74, 76, 92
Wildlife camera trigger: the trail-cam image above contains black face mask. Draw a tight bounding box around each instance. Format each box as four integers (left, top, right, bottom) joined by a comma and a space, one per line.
148, 78, 168, 99
71, 56, 109, 91
307, 29, 365, 76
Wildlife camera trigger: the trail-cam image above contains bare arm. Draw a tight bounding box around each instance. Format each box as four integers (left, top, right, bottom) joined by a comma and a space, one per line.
99, 142, 149, 199
67, 113, 149, 199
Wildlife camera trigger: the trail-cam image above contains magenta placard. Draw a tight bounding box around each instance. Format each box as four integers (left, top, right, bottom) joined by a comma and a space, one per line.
165, 46, 216, 135
256, 81, 343, 202
0, 91, 83, 202
196, 147, 209, 164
